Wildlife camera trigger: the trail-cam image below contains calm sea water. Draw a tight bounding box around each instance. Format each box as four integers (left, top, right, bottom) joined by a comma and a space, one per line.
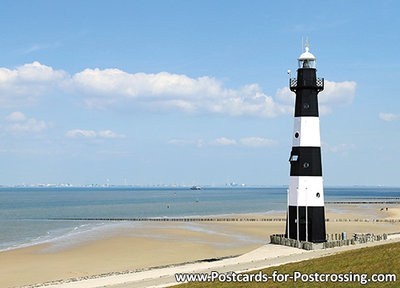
0, 187, 399, 251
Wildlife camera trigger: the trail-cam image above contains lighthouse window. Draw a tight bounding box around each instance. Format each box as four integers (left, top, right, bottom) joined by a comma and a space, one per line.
316, 192, 320, 198
303, 103, 310, 109
303, 162, 310, 168
294, 132, 299, 138
290, 155, 298, 162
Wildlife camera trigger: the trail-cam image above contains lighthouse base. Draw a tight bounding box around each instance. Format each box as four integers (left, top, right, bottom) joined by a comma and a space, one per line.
285, 206, 326, 243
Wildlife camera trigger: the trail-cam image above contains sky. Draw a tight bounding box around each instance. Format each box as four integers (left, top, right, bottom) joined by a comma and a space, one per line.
0, 0, 399, 186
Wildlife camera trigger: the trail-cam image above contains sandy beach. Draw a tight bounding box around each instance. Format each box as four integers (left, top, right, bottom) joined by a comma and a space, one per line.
2, 204, 400, 288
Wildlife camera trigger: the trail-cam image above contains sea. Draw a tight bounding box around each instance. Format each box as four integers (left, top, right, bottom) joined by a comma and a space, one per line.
1, 186, 399, 252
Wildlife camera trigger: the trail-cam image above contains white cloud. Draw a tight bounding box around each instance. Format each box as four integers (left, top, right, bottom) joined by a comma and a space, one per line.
66, 129, 125, 139
5, 117, 51, 133
319, 80, 357, 113
0, 62, 67, 108
169, 137, 276, 148
66, 129, 97, 138
98, 130, 126, 138
68, 68, 291, 117
0, 62, 357, 118
274, 80, 356, 115
275, 87, 294, 105
239, 137, 277, 147
379, 113, 398, 122
5, 111, 27, 122
209, 137, 237, 146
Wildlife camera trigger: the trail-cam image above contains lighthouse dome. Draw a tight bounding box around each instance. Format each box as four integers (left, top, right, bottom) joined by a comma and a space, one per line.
298, 46, 316, 61
297, 47, 316, 68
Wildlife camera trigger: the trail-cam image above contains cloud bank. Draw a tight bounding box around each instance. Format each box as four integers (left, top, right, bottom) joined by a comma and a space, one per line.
239, 137, 277, 147
209, 137, 237, 146
4, 111, 51, 133
169, 137, 277, 148
66, 129, 126, 139
0, 62, 356, 117
379, 113, 398, 122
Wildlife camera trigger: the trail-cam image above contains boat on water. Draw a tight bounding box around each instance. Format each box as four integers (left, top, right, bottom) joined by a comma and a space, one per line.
190, 186, 201, 190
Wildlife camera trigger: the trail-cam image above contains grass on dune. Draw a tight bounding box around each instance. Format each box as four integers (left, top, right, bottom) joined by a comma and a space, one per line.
176, 241, 400, 288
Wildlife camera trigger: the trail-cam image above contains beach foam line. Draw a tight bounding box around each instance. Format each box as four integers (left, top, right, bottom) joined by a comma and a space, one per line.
0, 221, 141, 253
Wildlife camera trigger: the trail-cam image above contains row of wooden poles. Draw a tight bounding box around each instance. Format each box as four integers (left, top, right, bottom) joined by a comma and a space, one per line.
270, 233, 388, 250
49, 217, 400, 222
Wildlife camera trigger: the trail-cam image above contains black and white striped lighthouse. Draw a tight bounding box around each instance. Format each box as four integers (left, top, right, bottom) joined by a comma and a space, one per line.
285, 43, 326, 243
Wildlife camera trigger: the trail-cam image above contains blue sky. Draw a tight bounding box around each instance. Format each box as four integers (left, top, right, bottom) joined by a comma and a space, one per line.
0, 0, 399, 186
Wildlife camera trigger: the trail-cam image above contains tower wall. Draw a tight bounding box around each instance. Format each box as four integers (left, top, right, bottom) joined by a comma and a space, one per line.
286, 67, 326, 243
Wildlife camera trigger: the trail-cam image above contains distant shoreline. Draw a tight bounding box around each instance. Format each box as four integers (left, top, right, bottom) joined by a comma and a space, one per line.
1, 185, 400, 189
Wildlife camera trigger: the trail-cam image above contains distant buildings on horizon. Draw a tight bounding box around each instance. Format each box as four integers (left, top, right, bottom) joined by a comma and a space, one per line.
0, 183, 394, 188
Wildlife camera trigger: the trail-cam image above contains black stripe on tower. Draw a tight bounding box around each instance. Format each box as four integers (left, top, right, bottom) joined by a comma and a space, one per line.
285, 206, 326, 243
289, 147, 322, 176
292, 68, 324, 117
294, 89, 319, 117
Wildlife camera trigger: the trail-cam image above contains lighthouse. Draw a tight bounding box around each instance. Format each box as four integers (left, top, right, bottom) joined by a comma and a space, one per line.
285, 43, 326, 243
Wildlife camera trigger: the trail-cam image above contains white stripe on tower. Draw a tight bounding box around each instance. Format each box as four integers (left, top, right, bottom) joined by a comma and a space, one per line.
292, 117, 321, 147
288, 176, 324, 207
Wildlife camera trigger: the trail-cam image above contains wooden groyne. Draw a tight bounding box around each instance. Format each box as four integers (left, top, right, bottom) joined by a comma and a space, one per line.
48, 217, 287, 222
47, 217, 400, 223
326, 201, 400, 204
